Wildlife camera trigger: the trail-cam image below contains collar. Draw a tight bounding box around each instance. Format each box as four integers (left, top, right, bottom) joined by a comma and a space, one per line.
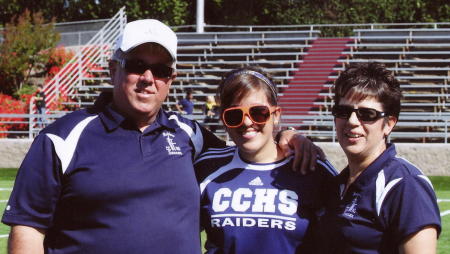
338, 143, 397, 188
99, 104, 178, 133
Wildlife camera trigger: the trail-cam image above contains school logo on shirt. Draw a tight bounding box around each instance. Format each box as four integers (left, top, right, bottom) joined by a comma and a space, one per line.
163, 131, 182, 155
343, 193, 360, 218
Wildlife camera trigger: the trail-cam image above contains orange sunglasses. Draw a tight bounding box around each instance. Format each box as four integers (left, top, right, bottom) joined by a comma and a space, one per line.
221, 105, 280, 128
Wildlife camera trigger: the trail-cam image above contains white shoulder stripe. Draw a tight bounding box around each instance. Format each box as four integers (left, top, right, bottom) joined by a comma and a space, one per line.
317, 160, 338, 176
196, 147, 235, 161
169, 115, 203, 159
46, 115, 98, 174
195, 151, 235, 164
206, 147, 235, 152
201, 146, 235, 155
375, 169, 402, 216
199, 151, 243, 194
395, 155, 425, 174
418, 175, 435, 190
199, 150, 292, 194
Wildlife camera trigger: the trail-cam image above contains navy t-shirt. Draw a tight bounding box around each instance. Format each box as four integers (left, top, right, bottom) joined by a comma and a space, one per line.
178, 98, 194, 114
2, 105, 225, 254
320, 144, 441, 254
195, 147, 338, 254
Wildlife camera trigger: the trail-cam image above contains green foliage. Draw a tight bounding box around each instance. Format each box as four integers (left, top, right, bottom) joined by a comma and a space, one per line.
14, 83, 36, 100
0, 0, 449, 30
0, 10, 60, 95
0, 0, 65, 26
2, 0, 191, 27
202, 0, 449, 36
123, 0, 189, 26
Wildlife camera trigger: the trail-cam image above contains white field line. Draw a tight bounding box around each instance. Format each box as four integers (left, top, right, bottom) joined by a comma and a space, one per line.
0, 200, 7, 203
0, 235, 8, 238
0, 188, 12, 191
438, 198, 450, 216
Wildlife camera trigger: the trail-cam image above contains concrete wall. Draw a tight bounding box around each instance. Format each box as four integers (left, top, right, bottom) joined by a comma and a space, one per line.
318, 143, 450, 175
0, 139, 449, 176
0, 139, 33, 168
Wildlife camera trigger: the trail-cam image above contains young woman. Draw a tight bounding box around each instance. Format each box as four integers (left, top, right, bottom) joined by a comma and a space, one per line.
323, 62, 441, 253
194, 67, 337, 254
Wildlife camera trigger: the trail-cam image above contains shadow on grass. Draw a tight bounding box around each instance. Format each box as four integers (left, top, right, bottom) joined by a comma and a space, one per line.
0, 169, 18, 181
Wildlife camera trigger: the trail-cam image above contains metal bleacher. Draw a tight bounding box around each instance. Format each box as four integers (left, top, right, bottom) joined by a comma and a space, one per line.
296, 26, 450, 142
346, 27, 450, 114
39, 17, 450, 143
170, 29, 319, 111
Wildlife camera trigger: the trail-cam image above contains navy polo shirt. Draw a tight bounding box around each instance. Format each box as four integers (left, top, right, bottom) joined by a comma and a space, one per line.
321, 144, 441, 254
2, 105, 224, 254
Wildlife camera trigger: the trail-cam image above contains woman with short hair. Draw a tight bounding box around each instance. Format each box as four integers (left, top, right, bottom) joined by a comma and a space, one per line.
322, 62, 441, 254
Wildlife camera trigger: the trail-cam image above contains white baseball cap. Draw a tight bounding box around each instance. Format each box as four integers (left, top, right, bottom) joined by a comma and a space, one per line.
115, 19, 177, 62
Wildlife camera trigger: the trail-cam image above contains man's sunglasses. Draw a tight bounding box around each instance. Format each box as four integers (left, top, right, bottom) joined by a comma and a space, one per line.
222, 105, 279, 128
332, 105, 386, 121
120, 59, 173, 78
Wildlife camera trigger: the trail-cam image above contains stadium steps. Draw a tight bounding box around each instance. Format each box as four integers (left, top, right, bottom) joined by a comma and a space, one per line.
279, 38, 351, 126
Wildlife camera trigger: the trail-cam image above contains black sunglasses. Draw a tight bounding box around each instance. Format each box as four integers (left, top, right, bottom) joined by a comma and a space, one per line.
120, 59, 173, 78
332, 105, 386, 121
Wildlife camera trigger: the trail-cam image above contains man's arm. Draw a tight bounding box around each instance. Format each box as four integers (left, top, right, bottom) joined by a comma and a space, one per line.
8, 225, 45, 254
399, 226, 437, 254
175, 102, 183, 113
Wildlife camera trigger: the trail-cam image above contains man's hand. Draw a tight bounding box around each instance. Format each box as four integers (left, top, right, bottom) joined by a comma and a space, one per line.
277, 130, 325, 174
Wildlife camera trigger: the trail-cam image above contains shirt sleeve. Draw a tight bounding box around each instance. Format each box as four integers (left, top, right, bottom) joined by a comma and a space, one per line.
197, 122, 226, 152
315, 159, 339, 205
380, 174, 441, 244
2, 134, 62, 229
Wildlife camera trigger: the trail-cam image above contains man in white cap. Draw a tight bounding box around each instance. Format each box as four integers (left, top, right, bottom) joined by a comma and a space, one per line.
2, 19, 322, 253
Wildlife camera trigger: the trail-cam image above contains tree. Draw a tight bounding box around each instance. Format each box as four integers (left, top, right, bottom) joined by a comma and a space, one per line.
54, 0, 190, 26
0, 10, 60, 95
0, 0, 64, 26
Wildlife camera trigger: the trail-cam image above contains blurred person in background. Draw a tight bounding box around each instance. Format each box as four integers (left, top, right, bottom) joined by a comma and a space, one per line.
204, 95, 219, 132
34, 84, 47, 128
176, 88, 195, 115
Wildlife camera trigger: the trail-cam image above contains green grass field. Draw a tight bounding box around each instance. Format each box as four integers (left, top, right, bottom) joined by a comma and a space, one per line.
0, 169, 447, 253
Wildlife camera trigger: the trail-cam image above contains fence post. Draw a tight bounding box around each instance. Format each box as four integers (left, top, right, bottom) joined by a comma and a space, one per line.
445, 119, 448, 144
55, 74, 60, 97
78, 51, 83, 89
28, 100, 33, 139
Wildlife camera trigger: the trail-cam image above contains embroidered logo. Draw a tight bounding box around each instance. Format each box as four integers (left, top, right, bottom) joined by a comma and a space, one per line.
163, 131, 182, 155
248, 177, 264, 186
343, 193, 360, 218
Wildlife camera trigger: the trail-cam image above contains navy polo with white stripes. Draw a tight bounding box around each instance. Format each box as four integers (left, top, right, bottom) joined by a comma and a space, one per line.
2, 105, 224, 254
321, 144, 441, 254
